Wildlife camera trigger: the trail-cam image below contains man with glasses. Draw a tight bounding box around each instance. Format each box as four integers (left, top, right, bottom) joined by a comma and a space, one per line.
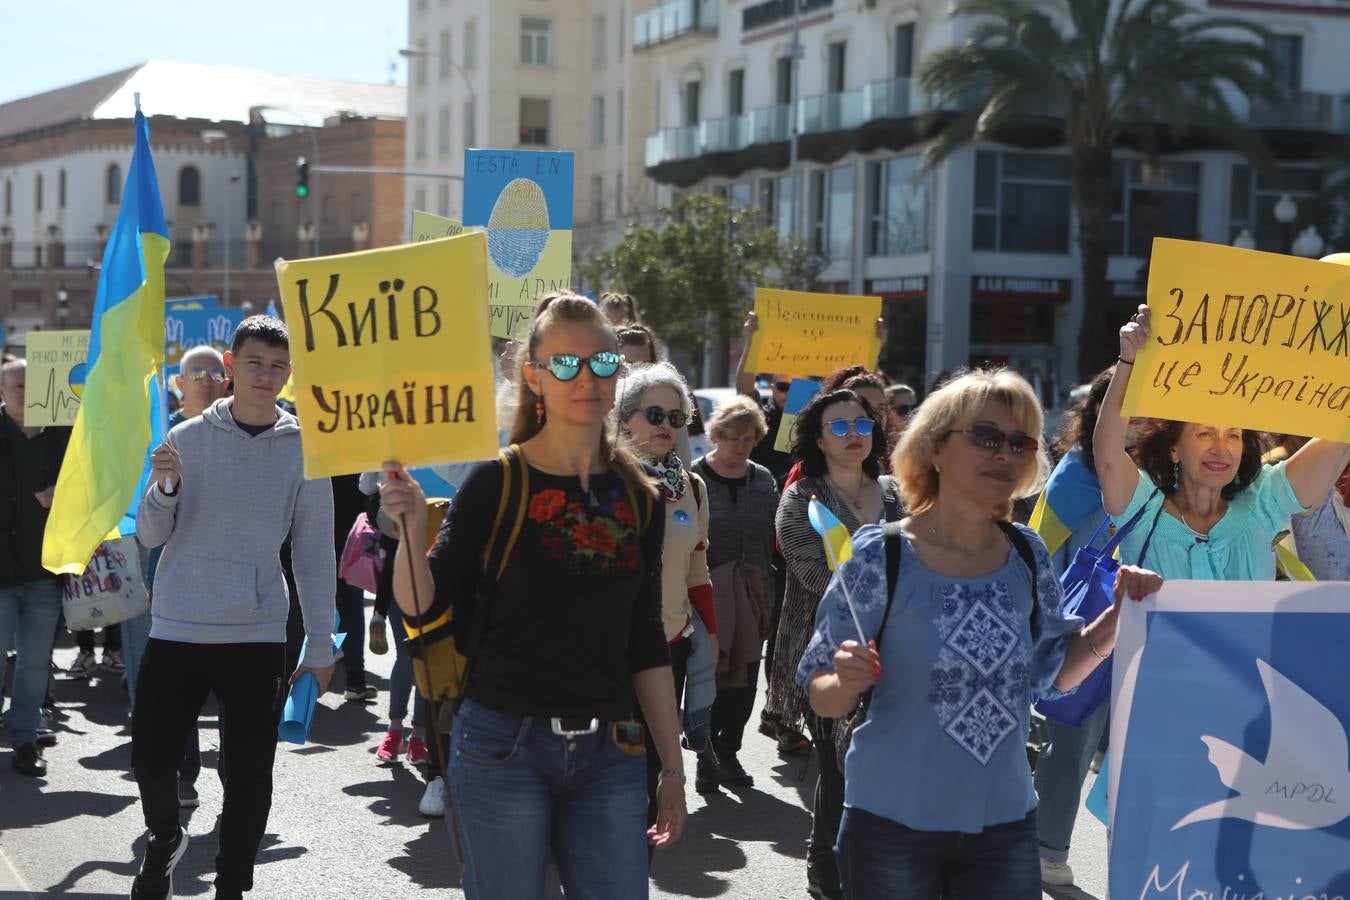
123, 345, 232, 807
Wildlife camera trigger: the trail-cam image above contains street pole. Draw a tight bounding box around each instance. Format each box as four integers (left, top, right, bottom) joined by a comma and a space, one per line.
223, 173, 238, 305
787, 0, 801, 243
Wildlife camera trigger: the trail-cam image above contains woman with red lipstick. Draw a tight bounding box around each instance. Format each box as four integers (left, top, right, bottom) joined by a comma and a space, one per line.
1096, 306, 1350, 582
769, 388, 902, 899
795, 370, 1161, 899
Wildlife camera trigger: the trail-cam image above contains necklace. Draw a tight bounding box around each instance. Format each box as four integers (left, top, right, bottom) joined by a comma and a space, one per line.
826, 474, 867, 510
1179, 511, 1210, 543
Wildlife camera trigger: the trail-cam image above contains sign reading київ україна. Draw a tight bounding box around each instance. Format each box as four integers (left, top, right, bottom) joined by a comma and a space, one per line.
1122, 238, 1350, 442
273, 231, 498, 479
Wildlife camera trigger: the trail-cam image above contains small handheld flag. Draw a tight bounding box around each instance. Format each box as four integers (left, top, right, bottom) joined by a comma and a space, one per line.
808, 496, 866, 643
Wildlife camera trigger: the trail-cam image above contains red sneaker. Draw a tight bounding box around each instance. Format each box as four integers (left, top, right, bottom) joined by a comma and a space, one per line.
406, 734, 429, 767
375, 727, 404, 763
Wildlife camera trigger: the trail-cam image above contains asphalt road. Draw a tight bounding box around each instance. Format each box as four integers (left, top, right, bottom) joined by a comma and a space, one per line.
1, 608, 1109, 899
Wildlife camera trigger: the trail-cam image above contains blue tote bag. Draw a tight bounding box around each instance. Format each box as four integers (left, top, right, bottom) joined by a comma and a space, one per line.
1033, 495, 1161, 727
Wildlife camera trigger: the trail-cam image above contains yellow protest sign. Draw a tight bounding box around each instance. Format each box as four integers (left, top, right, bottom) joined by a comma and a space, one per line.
273, 232, 499, 479
23, 330, 90, 427
411, 209, 471, 243
1122, 238, 1350, 442
745, 288, 882, 377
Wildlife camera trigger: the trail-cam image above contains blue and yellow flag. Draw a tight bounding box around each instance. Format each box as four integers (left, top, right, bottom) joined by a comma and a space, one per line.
808, 496, 853, 571
43, 105, 169, 574
1028, 445, 1104, 556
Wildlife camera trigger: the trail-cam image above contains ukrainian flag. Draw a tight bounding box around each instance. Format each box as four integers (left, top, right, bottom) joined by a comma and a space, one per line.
43, 105, 169, 574
1028, 445, 1104, 557
808, 496, 853, 571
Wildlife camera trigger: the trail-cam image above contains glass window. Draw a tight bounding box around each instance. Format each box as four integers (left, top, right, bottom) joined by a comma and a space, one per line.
414, 187, 427, 213
414, 41, 428, 86
414, 113, 428, 160
438, 106, 451, 155
970, 300, 1056, 344
4, 178, 10, 216
868, 156, 928, 256
684, 80, 701, 127
894, 23, 915, 79
593, 15, 606, 67
828, 165, 853, 262
178, 166, 200, 206
1000, 183, 1070, 253
615, 171, 624, 218
1229, 162, 1324, 252
970, 151, 1071, 253
828, 42, 847, 93
438, 183, 450, 217
759, 178, 776, 220
1108, 159, 1201, 256
617, 89, 625, 138
730, 182, 751, 209
776, 57, 793, 106
520, 98, 550, 146
58, 169, 66, 209
618, 7, 626, 61
592, 175, 605, 222
810, 170, 827, 254
729, 69, 745, 117
35, 173, 42, 211
522, 18, 552, 66
439, 30, 452, 78
1264, 34, 1303, 92
775, 175, 794, 238
106, 164, 121, 205
464, 99, 477, 147
464, 20, 478, 69
593, 96, 606, 145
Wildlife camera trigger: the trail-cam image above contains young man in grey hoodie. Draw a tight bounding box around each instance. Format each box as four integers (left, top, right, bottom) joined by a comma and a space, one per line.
129, 315, 336, 900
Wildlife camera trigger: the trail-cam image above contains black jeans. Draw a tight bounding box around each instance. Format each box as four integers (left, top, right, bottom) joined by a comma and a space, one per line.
373, 535, 399, 619
710, 659, 760, 756
75, 622, 122, 653
132, 639, 286, 893
809, 716, 845, 869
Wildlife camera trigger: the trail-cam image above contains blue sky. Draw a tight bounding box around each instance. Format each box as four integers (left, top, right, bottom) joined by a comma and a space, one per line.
0, 0, 409, 105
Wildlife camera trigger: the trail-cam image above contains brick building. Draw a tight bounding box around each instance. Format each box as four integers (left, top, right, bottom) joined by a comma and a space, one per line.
0, 60, 405, 347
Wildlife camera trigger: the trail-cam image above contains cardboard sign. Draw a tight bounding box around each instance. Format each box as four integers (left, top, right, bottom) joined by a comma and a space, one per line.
1109, 580, 1350, 898
23, 330, 90, 427
165, 308, 243, 377
745, 288, 882, 378
463, 150, 574, 340
774, 378, 822, 453
1122, 239, 1350, 442
274, 232, 498, 479
411, 209, 472, 243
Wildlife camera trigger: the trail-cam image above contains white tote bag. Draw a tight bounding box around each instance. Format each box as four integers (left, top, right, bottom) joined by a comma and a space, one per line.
62, 537, 150, 631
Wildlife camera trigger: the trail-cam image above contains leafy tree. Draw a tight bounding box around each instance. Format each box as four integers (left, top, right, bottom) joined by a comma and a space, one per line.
921, 0, 1277, 378
582, 193, 821, 381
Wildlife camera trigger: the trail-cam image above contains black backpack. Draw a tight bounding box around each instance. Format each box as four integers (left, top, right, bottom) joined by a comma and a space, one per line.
833, 520, 1040, 774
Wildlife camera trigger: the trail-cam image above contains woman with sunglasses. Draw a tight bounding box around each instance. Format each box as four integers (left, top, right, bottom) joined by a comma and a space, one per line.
614, 362, 717, 843
768, 389, 903, 900
380, 292, 686, 900
797, 370, 1163, 899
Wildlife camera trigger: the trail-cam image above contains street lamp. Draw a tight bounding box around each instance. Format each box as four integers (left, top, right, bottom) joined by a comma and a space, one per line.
203, 127, 242, 306
1292, 225, 1325, 258
1231, 228, 1256, 250
398, 48, 477, 105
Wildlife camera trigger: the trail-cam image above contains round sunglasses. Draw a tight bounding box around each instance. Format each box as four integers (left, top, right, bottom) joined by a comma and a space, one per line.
826, 417, 875, 438
183, 369, 227, 384
951, 424, 1040, 455
530, 351, 623, 382
642, 406, 688, 429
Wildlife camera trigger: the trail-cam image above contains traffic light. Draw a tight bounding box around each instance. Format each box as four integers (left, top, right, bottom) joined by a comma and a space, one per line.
295, 156, 309, 198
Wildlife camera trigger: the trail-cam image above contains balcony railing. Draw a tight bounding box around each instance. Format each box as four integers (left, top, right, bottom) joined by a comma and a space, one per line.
741, 0, 832, 33
633, 0, 718, 52
645, 78, 922, 168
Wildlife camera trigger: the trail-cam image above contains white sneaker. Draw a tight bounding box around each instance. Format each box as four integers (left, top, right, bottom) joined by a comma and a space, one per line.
419, 776, 447, 817
1040, 858, 1075, 886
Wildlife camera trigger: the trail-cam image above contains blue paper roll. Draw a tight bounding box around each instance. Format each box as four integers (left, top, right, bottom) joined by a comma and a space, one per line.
277, 632, 344, 746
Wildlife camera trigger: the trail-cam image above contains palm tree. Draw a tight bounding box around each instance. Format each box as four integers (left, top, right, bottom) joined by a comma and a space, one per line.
920, 0, 1279, 379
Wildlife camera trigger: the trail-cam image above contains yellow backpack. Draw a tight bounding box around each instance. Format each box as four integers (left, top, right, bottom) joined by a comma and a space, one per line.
403, 445, 654, 704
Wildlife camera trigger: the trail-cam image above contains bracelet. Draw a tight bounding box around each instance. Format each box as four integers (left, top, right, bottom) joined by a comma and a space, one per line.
658, 767, 687, 785
1117, 356, 1135, 366
1085, 629, 1110, 661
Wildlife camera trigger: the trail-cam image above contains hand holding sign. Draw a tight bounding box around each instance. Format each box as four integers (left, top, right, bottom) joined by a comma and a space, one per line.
745, 288, 882, 378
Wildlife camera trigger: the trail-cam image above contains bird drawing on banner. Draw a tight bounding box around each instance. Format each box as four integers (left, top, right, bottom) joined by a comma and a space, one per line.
1172, 658, 1350, 832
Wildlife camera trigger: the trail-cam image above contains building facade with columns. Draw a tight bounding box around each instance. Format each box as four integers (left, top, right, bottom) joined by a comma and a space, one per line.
0, 60, 405, 348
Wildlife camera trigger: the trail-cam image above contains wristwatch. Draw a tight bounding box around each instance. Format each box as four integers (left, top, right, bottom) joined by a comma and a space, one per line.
658, 767, 687, 785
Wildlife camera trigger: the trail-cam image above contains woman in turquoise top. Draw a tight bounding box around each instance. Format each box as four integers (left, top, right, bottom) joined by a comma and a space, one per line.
1096, 306, 1350, 580
796, 370, 1163, 899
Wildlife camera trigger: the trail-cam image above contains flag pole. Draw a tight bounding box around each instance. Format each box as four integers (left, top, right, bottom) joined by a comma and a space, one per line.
813, 494, 869, 645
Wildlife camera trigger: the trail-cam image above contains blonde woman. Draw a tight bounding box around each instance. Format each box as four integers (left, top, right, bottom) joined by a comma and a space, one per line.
797, 370, 1162, 899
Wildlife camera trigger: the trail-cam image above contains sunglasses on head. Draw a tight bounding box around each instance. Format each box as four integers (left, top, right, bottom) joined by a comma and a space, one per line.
642, 406, 688, 429
952, 423, 1040, 455
530, 351, 623, 382
826, 417, 875, 438
184, 369, 227, 384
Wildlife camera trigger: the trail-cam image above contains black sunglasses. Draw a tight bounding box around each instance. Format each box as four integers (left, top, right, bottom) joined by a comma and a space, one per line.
951, 424, 1040, 456
643, 406, 688, 429
530, 351, 623, 382
773, 381, 792, 392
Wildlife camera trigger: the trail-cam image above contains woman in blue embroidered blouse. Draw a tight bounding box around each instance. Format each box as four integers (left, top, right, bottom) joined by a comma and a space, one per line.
1095, 306, 1350, 582
796, 370, 1162, 899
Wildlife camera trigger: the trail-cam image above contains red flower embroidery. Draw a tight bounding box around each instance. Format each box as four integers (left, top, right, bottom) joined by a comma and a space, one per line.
612, 499, 637, 528
566, 501, 584, 517
573, 521, 617, 555
529, 489, 567, 523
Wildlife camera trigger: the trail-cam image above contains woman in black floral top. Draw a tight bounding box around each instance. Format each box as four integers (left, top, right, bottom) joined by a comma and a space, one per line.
381, 293, 687, 900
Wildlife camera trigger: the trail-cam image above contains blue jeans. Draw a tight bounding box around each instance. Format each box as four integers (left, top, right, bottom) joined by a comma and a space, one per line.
0, 580, 62, 746
448, 698, 649, 900
1033, 699, 1110, 864
387, 606, 426, 728
836, 807, 1041, 900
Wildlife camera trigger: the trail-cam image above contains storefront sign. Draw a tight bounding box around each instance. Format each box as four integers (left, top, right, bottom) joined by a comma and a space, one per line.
972, 276, 1070, 302
865, 277, 927, 300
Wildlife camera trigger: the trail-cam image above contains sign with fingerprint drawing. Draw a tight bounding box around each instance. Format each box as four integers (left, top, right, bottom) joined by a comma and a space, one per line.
24, 330, 90, 427
1107, 581, 1350, 899
463, 150, 574, 340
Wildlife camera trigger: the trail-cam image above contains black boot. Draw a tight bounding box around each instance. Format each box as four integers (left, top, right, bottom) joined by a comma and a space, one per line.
695, 751, 719, 794
714, 750, 755, 788
11, 741, 46, 777
807, 853, 844, 900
